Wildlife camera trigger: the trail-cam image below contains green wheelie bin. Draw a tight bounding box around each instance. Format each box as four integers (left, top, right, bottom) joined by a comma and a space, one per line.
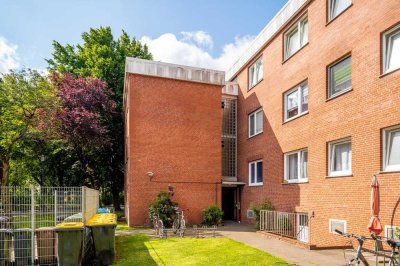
0, 229, 12, 266
55, 222, 84, 266
86, 214, 117, 266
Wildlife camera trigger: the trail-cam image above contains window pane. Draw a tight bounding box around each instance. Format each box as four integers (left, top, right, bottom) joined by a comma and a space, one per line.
330, 57, 351, 97
331, 0, 351, 20
288, 153, 298, 180
256, 162, 263, 183
301, 19, 308, 45
249, 114, 255, 136
286, 90, 299, 119
388, 130, 400, 166
332, 142, 351, 172
287, 28, 300, 57
387, 30, 400, 72
250, 163, 255, 184
256, 60, 263, 82
301, 151, 308, 179
301, 84, 308, 112
250, 66, 256, 87
256, 111, 263, 133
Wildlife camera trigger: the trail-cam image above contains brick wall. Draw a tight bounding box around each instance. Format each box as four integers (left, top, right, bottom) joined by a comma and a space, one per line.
235, 0, 400, 248
125, 73, 222, 226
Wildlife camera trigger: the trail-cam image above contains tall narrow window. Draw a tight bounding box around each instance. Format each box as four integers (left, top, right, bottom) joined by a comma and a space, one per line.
284, 16, 308, 59
328, 56, 352, 99
328, 139, 352, 176
248, 109, 263, 137
328, 0, 352, 21
284, 81, 308, 121
248, 57, 263, 89
383, 125, 400, 172
249, 160, 263, 186
383, 24, 400, 74
284, 149, 308, 183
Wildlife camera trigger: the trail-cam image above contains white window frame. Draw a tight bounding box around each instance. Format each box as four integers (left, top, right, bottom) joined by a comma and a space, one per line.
328, 138, 352, 177
382, 125, 400, 172
284, 149, 308, 183
328, 56, 352, 99
248, 57, 263, 89
382, 24, 400, 74
384, 225, 400, 241
248, 160, 263, 186
248, 108, 263, 138
328, 0, 352, 21
329, 219, 347, 234
284, 81, 308, 122
284, 15, 308, 60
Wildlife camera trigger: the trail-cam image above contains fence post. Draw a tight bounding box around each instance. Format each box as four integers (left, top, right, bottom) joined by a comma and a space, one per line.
54, 190, 57, 226
31, 186, 36, 265
81, 187, 86, 224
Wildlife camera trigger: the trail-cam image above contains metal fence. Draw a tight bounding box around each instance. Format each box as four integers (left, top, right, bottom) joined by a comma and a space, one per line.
260, 210, 310, 243
0, 186, 99, 265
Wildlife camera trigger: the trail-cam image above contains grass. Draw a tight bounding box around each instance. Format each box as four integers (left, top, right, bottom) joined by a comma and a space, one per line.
114, 234, 287, 266
116, 221, 136, 231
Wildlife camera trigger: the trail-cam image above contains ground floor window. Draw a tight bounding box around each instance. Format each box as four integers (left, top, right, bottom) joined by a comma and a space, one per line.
249, 160, 263, 186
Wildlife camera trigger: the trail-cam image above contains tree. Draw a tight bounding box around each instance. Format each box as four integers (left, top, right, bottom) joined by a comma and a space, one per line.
47, 27, 152, 209
0, 69, 56, 185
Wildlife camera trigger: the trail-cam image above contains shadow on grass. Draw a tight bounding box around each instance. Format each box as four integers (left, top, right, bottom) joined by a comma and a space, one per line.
114, 234, 157, 266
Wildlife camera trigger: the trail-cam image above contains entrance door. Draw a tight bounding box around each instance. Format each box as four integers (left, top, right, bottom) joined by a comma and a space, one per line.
297, 213, 309, 243
222, 187, 235, 220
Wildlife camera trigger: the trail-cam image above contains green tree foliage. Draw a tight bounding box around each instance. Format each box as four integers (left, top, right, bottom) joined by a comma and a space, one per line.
0, 69, 56, 185
47, 27, 152, 209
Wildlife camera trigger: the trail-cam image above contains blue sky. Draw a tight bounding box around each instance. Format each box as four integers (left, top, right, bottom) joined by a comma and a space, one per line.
0, 0, 287, 72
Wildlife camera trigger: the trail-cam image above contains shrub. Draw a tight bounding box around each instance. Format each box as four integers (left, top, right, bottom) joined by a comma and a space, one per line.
396, 227, 400, 240
249, 200, 273, 229
148, 191, 178, 228
202, 205, 223, 226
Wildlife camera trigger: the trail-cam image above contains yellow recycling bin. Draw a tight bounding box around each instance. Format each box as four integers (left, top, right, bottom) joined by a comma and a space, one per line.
86, 214, 117, 266
55, 222, 84, 266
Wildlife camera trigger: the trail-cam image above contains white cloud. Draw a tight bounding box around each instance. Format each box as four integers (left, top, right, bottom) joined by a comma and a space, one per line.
0, 37, 20, 74
141, 31, 254, 72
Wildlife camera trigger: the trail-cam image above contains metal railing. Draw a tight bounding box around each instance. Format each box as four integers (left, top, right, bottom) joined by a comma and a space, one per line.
0, 186, 99, 266
260, 210, 309, 242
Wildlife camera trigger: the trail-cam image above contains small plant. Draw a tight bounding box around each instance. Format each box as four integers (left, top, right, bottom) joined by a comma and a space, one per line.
249, 200, 273, 229
202, 205, 223, 226
148, 191, 178, 228
395, 227, 400, 240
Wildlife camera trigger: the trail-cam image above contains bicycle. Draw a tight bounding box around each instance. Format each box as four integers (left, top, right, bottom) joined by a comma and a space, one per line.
152, 213, 166, 238
371, 234, 400, 266
335, 229, 372, 266
172, 207, 187, 237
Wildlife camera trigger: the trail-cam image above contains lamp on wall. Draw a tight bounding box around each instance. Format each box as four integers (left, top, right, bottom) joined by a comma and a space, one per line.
168, 184, 174, 197
147, 171, 154, 178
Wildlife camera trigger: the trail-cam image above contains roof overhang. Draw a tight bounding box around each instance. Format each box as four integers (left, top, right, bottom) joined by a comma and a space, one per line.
222, 181, 246, 187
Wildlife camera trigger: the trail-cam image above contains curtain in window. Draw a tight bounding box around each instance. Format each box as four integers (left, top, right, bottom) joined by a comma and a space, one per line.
301, 84, 308, 112
331, 0, 351, 19
301, 20, 308, 45
257, 61, 263, 82
250, 163, 256, 183
287, 28, 300, 57
256, 111, 263, 133
301, 151, 308, 179
388, 131, 400, 166
333, 142, 351, 172
256, 162, 263, 183
288, 153, 298, 180
387, 31, 400, 72
331, 57, 351, 96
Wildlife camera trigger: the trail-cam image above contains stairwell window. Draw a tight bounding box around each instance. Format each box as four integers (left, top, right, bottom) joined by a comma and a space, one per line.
383, 125, 400, 172
328, 138, 352, 177
284, 149, 308, 183
328, 55, 352, 99
249, 160, 263, 186
284, 81, 308, 121
383, 24, 400, 74
248, 109, 263, 138
328, 0, 352, 21
284, 16, 308, 60
248, 57, 263, 89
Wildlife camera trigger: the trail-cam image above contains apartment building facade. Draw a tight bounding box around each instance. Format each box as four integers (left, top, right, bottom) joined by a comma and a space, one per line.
124, 0, 400, 248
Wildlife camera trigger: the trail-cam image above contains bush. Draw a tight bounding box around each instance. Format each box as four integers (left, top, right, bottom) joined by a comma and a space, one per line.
202, 205, 223, 226
249, 200, 273, 229
148, 191, 178, 228
396, 227, 400, 239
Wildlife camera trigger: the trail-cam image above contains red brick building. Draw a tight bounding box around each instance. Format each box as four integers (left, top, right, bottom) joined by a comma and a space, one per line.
124, 0, 400, 248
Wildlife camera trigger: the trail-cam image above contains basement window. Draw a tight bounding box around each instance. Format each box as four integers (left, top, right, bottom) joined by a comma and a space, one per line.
382, 23, 400, 74
249, 160, 263, 186
329, 219, 347, 234
248, 109, 263, 138
383, 125, 400, 172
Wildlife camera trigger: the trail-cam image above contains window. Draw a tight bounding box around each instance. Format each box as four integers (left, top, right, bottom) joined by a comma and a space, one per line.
328, 0, 352, 21
383, 24, 400, 74
385, 225, 400, 241
284, 16, 308, 59
328, 56, 352, 99
383, 125, 400, 172
328, 139, 352, 176
249, 160, 263, 186
284, 81, 308, 121
248, 57, 263, 89
329, 219, 347, 234
248, 109, 263, 137
284, 149, 308, 183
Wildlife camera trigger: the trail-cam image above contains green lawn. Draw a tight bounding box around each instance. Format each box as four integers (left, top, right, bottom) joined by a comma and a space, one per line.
114, 234, 287, 266
116, 221, 135, 231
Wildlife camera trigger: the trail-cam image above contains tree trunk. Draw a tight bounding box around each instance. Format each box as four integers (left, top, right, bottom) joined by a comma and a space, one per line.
0, 157, 10, 186
112, 185, 121, 211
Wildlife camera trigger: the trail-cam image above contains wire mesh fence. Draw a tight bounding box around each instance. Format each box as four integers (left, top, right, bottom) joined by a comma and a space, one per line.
0, 186, 99, 266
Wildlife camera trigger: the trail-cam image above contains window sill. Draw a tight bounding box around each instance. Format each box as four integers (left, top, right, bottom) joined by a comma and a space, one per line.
326, 174, 353, 178
282, 180, 308, 185
379, 67, 400, 78
326, 88, 353, 102
283, 111, 309, 125
248, 131, 263, 140
379, 170, 400, 174
248, 79, 263, 92
325, 4, 353, 27
248, 183, 263, 187
282, 42, 309, 65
